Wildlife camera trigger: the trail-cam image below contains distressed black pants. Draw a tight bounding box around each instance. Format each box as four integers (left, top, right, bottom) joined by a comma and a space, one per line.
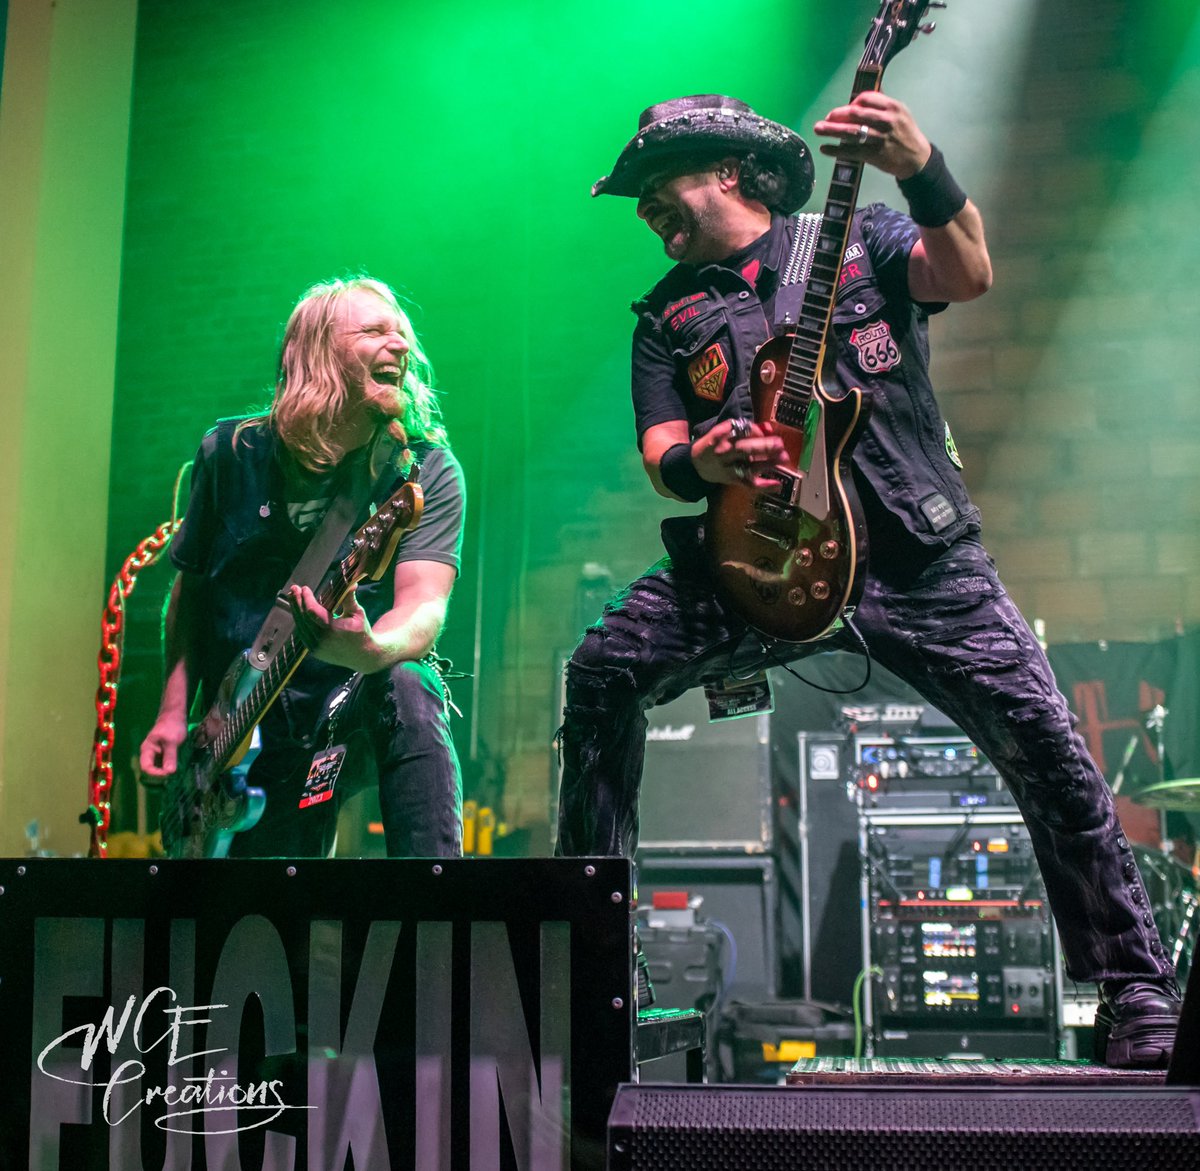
556, 533, 1172, 984
231, 657, 463, 859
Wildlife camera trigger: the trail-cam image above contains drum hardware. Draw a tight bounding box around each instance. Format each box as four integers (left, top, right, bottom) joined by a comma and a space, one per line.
1133, 777, 1200, 812
1120, 704, 1199, 981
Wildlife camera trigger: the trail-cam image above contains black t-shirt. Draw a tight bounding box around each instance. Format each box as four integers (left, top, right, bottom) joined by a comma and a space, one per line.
171, 420, 465, 711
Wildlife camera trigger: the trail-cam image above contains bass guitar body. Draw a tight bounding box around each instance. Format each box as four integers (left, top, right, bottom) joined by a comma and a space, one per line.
161, 654, 269, 860
706, 335, 871, 644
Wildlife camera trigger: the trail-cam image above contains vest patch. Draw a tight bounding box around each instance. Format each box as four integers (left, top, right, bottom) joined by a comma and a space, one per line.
920, 492, 958, 533
849, 319, 901, 373
945, 421, 964, 469
844, 242, 864, 263
688, 343, 729, 401
662, 292, 707, 325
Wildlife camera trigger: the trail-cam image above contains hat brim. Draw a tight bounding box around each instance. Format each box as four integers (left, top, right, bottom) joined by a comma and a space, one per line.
593, 106, 814, 214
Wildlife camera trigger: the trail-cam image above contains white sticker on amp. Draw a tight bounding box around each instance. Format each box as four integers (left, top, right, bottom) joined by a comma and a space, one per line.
849, 319, 901, 373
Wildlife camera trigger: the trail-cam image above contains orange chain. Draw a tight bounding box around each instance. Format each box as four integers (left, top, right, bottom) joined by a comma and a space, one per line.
87, 518, 182, 857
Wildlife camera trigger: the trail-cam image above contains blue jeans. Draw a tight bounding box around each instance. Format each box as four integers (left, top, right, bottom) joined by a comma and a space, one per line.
556, 529, 1173, 984
230, 657, 462, 859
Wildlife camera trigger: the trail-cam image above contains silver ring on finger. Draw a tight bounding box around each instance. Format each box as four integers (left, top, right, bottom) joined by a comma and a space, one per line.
729, 417, 751, 441
856, 124, 870, 145
733, 462, 749, 482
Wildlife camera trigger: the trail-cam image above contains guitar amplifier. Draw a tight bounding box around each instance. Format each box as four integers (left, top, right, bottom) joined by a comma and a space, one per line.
639, 690, 771, 851
553, 657, 771, 852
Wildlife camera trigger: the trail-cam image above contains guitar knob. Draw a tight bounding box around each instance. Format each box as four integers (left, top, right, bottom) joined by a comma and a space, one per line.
811, 582, 831, 601
796, 547, 814, 567
788, 587, 807, 606
819, 540, 840, 559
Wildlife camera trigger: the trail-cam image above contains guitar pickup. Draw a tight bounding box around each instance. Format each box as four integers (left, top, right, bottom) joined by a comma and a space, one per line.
758, 467, 804, 509
754, 495, 798, 521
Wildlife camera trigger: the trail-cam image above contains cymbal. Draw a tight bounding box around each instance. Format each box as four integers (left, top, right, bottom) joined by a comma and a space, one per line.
1133, 779, 1200, 811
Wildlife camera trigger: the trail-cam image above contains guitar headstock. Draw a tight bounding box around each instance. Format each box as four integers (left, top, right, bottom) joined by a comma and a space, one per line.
344, 481, 426, 584
862, 0, 941, 72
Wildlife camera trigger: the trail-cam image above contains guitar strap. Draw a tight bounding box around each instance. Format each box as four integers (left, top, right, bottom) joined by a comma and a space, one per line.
249, 435, 409, 673
772, 211, 824, 330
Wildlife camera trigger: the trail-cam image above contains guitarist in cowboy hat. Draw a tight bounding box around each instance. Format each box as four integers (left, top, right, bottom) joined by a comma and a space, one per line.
140, 276, 465, 859
554, 93, 1181, 1067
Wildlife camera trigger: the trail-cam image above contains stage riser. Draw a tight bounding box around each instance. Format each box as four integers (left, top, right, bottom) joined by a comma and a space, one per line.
608, 1084, 1200, 1169
1, 858, 632, 1171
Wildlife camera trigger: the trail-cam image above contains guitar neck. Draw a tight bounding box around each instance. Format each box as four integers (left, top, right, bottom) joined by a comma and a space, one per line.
780, 66, 884, 402
204, 561, 354, 773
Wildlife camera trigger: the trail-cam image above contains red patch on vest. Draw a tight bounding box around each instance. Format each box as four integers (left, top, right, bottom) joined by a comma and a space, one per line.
662, 292, 707, 324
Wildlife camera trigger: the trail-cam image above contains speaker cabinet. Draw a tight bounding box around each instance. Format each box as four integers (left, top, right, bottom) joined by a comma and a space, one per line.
608, 1083, 1200, 1169
553, 657, 770, 852
640, 691, 770, 850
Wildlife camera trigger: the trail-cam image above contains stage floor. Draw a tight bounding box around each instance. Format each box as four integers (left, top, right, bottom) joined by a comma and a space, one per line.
786, 1056, 1167, 1086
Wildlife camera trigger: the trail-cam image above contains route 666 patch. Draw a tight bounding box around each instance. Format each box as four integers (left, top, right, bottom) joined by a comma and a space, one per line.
849, 319, 901, 373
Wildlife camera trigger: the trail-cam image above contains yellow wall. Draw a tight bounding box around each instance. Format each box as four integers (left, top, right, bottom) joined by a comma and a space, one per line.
0, 0, 137, 856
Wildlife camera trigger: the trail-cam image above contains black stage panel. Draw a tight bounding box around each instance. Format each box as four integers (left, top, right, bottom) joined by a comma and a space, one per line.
1, 857, 631, 1171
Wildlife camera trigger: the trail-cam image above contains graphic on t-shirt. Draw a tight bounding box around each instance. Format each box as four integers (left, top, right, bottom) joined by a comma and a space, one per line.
688, 342, 729, 401
848, 319, 901, 373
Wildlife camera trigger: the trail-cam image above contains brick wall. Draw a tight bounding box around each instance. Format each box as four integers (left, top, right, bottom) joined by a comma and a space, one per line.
108, 0, 1200, 843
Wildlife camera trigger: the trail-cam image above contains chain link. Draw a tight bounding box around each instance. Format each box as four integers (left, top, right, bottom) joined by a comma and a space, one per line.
87, 519, 181, 857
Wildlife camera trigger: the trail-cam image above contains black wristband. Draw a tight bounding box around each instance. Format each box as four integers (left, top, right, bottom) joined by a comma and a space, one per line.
658, 441, 708, 502
896, 144, 967, 228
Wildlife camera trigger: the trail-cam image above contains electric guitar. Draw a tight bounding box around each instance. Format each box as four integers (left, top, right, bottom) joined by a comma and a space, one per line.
159, 478, 424, 858
706, 0, 936, 642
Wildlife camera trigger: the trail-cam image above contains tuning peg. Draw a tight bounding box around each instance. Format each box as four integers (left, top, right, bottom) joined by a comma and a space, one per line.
919, 21, 937, 34
929, 1, 948, 7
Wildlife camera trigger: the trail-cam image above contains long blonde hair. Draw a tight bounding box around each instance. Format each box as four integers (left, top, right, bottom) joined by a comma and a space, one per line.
257, 276, 446, 470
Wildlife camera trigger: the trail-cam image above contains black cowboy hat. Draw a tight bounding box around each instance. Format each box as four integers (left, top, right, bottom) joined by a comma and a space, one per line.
592, 94, 815, 214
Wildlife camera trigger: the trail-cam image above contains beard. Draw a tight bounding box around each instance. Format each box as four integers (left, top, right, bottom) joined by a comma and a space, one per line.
661, 201, 725, 264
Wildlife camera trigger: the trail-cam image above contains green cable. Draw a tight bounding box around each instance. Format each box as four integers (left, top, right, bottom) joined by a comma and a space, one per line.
852, 965, 884, 1059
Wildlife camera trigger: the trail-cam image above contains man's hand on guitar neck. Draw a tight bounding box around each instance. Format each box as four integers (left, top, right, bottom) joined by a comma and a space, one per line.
813, 91, 931, 179
284, 558, 455, 675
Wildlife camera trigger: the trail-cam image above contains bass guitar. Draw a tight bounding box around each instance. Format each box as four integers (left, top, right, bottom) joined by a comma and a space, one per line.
159, 478, 424, 858
706, 0, 935, 643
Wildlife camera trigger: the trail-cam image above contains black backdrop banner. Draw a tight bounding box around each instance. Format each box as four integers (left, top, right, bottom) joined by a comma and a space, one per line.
1048, 629, 1200, 793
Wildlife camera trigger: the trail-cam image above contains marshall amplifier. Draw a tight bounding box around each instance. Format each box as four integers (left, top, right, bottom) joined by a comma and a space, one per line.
553, 657, 770, 852
639, 689, 771, 851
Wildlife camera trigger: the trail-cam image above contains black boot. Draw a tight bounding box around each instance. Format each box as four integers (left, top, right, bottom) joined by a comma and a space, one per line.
1093, 978, 1182, 1068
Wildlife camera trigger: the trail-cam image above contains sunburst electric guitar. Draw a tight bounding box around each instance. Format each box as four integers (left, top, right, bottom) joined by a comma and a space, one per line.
706, 0, 935, 643
159, 479, 424, 859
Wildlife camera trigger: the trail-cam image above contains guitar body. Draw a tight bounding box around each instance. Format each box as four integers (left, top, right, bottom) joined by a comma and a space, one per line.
160, 654, 269, 859
707, 334, 871, 643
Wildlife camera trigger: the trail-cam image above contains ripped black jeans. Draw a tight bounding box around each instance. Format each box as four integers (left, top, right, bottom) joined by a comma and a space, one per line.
230, 657, 463, 859
556, 533, 1173, 984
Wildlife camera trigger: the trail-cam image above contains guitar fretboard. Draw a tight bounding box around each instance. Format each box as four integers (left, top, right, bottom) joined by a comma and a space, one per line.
775, 66, 883, 428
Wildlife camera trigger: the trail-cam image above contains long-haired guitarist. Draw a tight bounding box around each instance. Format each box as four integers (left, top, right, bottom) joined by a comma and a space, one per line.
555, 92, 1180, 1067
140, 276, 465, 859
